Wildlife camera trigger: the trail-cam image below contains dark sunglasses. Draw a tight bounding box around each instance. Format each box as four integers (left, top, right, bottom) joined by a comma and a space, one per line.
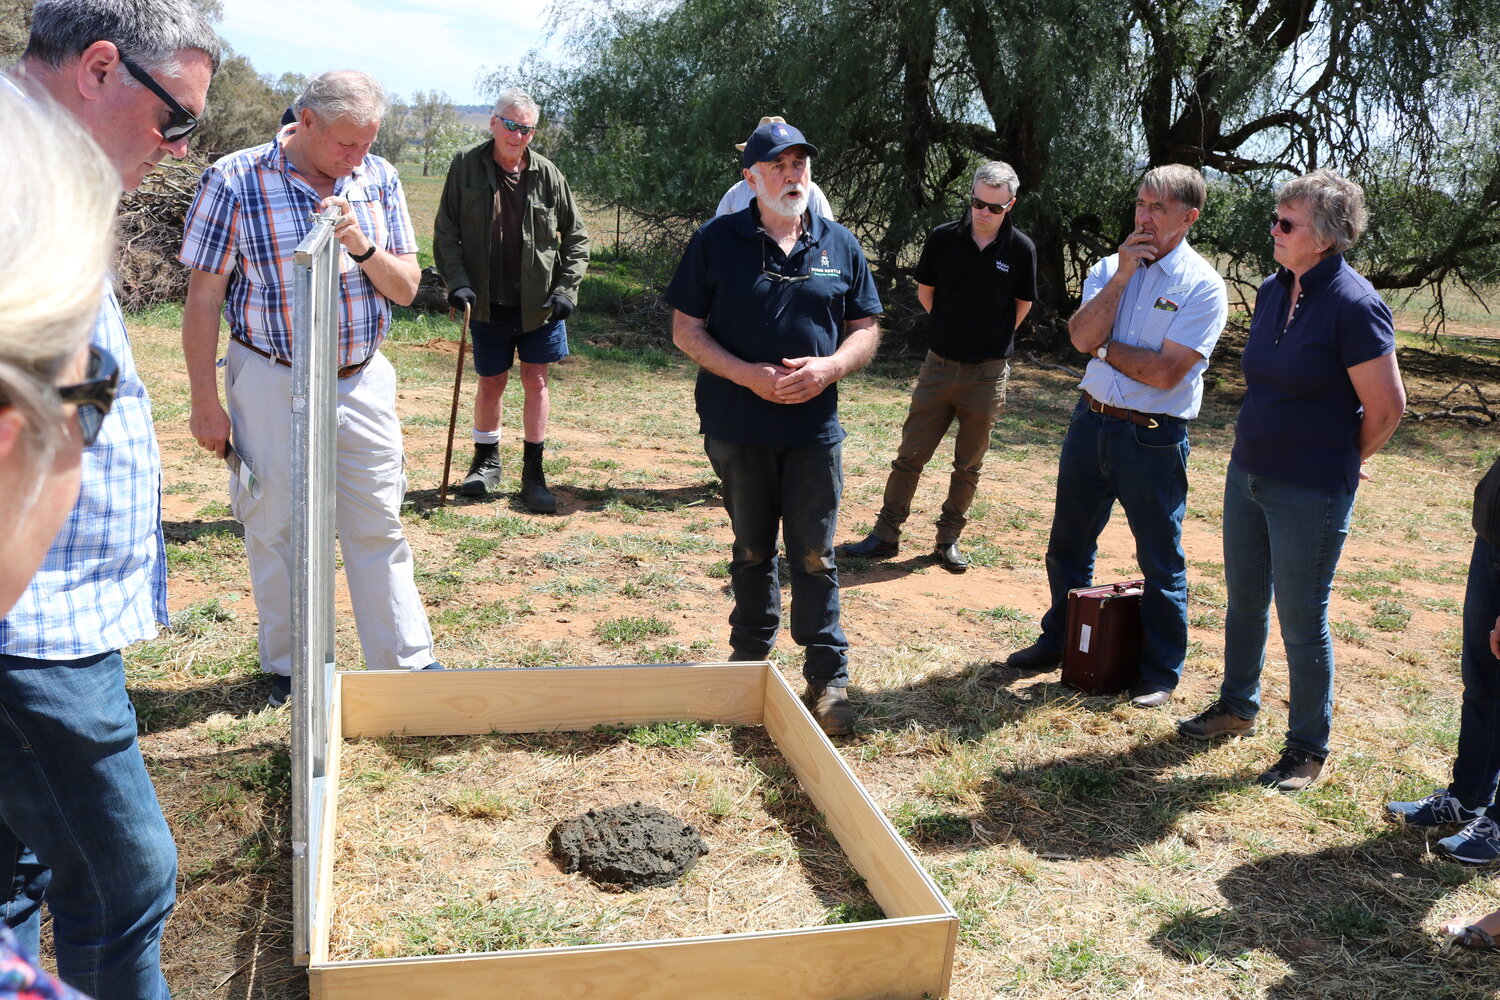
1269, 211, 1306, 234
497, 117, 537, 136
759, 232, 812, 284
971, 195, 1014, 215
118, 51, 199, 142
56, 345, 120, 447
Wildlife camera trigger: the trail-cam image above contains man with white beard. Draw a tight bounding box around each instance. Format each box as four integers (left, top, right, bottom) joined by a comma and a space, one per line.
666, 121, 882, 735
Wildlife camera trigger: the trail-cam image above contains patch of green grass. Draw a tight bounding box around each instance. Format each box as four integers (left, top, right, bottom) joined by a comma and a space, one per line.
964, 605, 1029, 622
171, 598, 237, 637
1330, 620, 1372, 646
890, 801, 971, 843
1044, 937, 1124, 987
432, 598, 531, 629
366, 898, 624, 957
445, 788, 518, 820
195, 500, 233, 519
594, 615, 673, 645
1369, 598, 1412, 632
1308, 900, 1386, 939
1036, 764, 1119, 800
823, 900, 885, 924
620, 721, 707, 748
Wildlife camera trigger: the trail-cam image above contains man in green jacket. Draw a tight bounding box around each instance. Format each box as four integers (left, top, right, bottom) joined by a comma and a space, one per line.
434, 87, 589, 512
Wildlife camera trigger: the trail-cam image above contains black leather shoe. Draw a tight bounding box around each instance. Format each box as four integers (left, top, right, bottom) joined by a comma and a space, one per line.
840, 531, 898, 559
1005, 641, 1061, 671
933, 542, 968, 572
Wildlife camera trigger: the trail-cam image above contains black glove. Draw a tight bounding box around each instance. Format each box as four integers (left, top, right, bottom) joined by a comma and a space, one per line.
448, 286, 477, 311
545, 293, 574, 322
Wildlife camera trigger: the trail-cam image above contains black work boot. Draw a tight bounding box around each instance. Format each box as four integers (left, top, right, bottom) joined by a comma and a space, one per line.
521, 440, 557, 513
459, 442, 501, 497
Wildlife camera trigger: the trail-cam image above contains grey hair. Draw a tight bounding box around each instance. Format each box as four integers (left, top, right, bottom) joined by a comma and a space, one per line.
23, 0, 221, 75
0, 84, 118, 467
493, 87, 539, 119
974, 161, 1020, 199
1140, 163, 1206, 213
293, 70, 389, 128
1278, 168, 1368, 255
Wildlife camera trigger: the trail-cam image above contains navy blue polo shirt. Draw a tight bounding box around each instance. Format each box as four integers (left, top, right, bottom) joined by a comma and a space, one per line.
914, 213, 1037, 361
666, 204, 883, 446
1231, 253, 1395, 493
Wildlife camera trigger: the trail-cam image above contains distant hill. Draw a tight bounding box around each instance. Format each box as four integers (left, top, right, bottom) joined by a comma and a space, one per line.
456, 105, 491, 128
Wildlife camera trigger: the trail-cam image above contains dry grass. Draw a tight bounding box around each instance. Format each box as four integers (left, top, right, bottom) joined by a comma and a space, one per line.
108, 250, 1500, 999
329, 725, 878, 961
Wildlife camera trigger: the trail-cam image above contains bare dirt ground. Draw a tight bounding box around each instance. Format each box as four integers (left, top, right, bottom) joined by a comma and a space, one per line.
111, 308, 1500, 1000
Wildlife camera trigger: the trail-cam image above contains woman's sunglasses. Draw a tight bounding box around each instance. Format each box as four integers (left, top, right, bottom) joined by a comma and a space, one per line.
56, 345, 121, 447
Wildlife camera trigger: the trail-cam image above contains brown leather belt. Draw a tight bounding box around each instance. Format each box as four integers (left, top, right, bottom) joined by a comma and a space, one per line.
231, 335, 373, 379
1082, 391, 1166, 429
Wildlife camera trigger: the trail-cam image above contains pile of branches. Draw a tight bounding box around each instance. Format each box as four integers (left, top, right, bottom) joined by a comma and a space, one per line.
113, 159, 202, 311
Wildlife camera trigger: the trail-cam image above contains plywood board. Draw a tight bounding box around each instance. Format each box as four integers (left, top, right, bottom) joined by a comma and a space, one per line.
311, 662, 956, 1000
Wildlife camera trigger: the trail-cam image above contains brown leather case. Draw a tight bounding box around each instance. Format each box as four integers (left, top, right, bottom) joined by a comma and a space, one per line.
1061, 580, 1145, 695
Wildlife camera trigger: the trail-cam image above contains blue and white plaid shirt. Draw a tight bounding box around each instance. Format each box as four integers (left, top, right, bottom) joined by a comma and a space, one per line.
178, 126, 418, 366
0, 287, 169, 658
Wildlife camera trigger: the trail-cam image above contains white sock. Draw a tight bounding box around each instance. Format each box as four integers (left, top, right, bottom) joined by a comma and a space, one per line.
472, 428, 500, 445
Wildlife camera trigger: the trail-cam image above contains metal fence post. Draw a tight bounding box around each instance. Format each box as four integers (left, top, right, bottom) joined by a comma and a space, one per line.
290, 206, 342, 965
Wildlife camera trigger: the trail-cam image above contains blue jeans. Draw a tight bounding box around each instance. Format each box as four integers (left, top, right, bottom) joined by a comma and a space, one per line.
1218, 461, 1355, 758
1039, 400, 1191, 693
0, 651, 177, 1000
1451, 535, 1500, 815
704, 436, 848, 686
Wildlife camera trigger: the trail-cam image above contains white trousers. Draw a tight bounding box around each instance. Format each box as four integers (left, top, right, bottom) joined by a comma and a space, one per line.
225, 339, 435, 674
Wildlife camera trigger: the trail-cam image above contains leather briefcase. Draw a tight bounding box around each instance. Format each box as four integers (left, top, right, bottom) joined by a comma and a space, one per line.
1062, 580, 1145, 695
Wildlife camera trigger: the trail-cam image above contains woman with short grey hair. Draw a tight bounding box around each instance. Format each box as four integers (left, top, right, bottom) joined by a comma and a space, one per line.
1177, 167, 1406, 791
0, 85, 121, 615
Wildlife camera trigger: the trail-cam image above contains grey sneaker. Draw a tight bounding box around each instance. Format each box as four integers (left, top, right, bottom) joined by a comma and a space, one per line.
805, 683, 855, 736
1384, 788, 1486, 827
1177, 700, 1257, 740
1438, 816, 1500, 865
266, 673, 292, 708
1256, 747, 1325, 792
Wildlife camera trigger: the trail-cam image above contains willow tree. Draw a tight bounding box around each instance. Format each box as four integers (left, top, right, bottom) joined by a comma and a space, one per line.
507, 0, 1499, 346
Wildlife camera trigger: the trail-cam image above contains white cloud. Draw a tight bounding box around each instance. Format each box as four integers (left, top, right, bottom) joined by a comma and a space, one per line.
219, 0, 561, 104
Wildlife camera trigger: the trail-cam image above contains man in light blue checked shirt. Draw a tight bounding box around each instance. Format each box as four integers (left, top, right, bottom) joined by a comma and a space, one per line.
1003, 164, 1228, 708
181, 70, 443, 709
0, 3, 219, 999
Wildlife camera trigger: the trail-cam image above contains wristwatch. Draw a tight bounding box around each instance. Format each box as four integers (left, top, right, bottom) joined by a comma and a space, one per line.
350, 243, 377, 263
1095, 342, 1109, 361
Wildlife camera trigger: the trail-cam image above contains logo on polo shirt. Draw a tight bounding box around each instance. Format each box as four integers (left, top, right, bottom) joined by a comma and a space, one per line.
995, 260, 1010, 272
810, 248, 840, 278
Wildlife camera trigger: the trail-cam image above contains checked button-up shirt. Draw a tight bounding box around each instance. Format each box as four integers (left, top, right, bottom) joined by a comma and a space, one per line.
179, 125, 418, 368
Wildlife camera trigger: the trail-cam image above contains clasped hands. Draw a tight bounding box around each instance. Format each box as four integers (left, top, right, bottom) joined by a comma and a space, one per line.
746, 356, 838, 405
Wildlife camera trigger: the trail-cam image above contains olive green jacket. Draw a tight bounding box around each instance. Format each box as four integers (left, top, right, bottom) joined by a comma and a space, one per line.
432, 141, 590, 331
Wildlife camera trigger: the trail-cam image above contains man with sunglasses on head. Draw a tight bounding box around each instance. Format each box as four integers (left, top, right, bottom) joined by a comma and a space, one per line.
433, 87, 589, 512
841, 161, 1036, 573
181, 70, 444, 709
1, 3, 219, 998
1002, 164, 1227, 710
666, 121, 882, 736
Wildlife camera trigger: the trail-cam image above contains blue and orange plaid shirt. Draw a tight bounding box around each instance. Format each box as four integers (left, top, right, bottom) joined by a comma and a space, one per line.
179, 125, 418, 367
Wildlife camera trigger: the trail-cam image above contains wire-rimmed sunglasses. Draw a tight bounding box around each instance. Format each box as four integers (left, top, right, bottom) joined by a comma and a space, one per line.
497, 116, 537, 136
56, 345, 121, 447
117, 50, 199, 142
759, 232, 812, 284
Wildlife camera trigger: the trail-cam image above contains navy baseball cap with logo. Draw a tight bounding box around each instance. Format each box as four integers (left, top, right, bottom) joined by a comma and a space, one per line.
741, 121, 819, 168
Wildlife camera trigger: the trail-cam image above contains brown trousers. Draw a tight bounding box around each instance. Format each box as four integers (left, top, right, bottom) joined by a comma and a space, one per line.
873, 350, 1009, 544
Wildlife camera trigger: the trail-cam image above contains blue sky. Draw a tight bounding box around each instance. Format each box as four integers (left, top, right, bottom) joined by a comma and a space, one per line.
218, 0, 560, 105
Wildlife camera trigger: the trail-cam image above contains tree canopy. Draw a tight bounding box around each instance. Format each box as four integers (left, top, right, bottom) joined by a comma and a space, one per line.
514, 0, 1500, 345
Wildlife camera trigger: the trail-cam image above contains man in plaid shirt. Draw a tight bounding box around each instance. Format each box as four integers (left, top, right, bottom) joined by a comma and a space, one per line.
181, 70, 442, 708
0, 4, 218, 997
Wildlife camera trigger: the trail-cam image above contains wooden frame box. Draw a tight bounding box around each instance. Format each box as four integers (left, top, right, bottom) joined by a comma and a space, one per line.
302, 662, 957, 1000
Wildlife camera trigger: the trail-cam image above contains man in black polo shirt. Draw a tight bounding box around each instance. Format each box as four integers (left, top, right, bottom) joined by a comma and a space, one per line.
842, 161, 1036, 572
666, 120, 883, 735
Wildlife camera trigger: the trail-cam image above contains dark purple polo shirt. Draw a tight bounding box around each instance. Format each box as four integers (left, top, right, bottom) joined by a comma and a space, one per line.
1231, 253, 1395, 493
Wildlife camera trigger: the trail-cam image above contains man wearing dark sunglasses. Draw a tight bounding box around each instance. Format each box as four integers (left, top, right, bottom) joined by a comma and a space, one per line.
841, 161, 1037, 573
434, 86, 590, 513
666, 121, 883, 736
2, 4, 219, 999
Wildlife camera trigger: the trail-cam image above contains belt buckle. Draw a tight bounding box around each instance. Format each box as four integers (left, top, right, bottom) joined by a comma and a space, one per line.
1087, 396, 1104, 415
1145, 415, 1160, 429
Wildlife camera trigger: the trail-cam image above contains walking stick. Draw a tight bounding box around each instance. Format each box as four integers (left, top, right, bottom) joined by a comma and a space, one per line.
437, 301, 471, 508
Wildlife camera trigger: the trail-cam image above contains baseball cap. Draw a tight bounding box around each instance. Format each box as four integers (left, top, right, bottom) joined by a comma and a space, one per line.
741, 121, 818, 168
